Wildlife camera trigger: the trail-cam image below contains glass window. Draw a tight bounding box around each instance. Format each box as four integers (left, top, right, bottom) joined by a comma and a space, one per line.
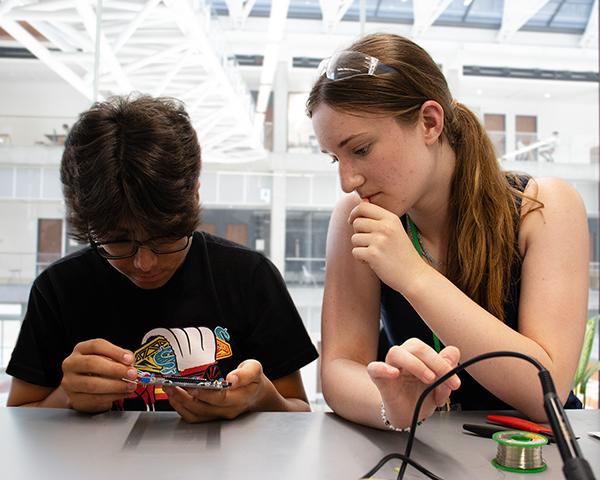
515, 115, 538, 161
200, 208, 271, 255
288, 92, 317, 153
15, 167, 41, 199
218, 174, 245, 204
312, 174, 337, 205
200, 171, 218, 203
285, 210, 331, 285
484, 113, 506, 157
1, 320, 21, 369
42, 167, 62, 200
286, 175, 312, 206
0, 166, 13, 198
245, 174, 273, 205
37, 218, 63, 275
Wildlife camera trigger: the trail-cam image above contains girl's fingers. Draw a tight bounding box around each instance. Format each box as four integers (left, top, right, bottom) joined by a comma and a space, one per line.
347, 202, 388, 224
350, 232, 372, 248
385, 344, 439, 384
438, 346, 461, 390
386, 340, 461, 389
350, 217, 381, 233
367, 361, 400, 380
433, 384, 452, 407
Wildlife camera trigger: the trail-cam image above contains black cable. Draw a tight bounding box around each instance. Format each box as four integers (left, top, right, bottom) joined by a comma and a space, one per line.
398, 351, 545, 479
361, 351, 595, 480
360, 453, 443, 480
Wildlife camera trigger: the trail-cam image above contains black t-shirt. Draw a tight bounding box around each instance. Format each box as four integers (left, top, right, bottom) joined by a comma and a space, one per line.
7, 232, 318, 411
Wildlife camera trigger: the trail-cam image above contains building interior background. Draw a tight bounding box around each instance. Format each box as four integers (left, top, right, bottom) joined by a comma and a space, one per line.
0, 0, 598, 410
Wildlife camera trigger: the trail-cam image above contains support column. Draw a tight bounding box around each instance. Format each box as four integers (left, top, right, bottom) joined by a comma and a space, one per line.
269, 60, 289, 274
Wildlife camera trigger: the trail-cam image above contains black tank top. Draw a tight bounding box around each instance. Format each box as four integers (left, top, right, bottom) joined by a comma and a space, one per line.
378, 175, 581, 410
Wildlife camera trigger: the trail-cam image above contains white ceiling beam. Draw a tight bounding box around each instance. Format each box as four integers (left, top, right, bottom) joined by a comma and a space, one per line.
102, 1, 147, 12
5, 10, 81, 21
164, 0, 261, 149
114, 34, 182, 44
113, 0, 162, 53
201, 128, 244, 149
1, 0, 264, 163
498, 0, 551, 42
214, 137, 251, 152
224, 0, 257, 28
121, 42, 188, 74
51, 51, 94, 63
208, 150, 265, 163
0, 17, 94, 99
29, 20, 78, 51
76, 1, 133, 93
412, 0, 453, 37
0, 0, 23, 18
152, 47, 193, 96
194, 109, 228, 138
580, 0, 598, 48
318, 0, 353, 33
179, 79, 217, 111
22, 0, 83, 12
255, 0, 289, 114
49, 20, 95, 50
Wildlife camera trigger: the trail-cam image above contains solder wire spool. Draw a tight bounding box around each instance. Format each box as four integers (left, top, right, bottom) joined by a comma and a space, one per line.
491, 430, 548, 474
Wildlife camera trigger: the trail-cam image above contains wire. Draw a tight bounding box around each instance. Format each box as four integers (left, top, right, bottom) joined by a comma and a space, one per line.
360, 453, 443, 480
362, 351, 546, 480
398, 351, 545, 479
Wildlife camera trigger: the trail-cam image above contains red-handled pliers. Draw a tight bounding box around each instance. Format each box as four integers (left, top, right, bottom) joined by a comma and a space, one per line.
486, 415, 554, 437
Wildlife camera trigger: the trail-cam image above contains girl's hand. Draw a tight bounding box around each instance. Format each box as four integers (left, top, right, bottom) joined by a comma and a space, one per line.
348, 200, 429, 291
367, 338, 461, 428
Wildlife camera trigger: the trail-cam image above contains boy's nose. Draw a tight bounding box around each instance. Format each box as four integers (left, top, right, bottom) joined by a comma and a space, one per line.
133, 247, 158, 271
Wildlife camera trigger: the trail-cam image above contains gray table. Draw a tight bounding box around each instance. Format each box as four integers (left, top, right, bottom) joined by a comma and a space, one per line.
1, 407, 598, 479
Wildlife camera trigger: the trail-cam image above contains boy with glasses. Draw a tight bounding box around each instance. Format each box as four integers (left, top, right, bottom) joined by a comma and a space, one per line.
6, 95, 318, 421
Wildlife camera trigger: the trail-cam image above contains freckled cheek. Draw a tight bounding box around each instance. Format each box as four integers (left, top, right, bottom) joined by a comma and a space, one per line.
386, 164, 407, 182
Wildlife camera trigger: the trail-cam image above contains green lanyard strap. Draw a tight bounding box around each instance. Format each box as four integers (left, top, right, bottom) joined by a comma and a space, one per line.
406, 215, 442, 354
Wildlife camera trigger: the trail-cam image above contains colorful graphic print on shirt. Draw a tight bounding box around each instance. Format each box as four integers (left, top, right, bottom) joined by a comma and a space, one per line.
126, 326, 233, 411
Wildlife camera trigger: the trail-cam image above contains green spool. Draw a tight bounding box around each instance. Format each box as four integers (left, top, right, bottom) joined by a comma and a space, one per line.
491, 430, 548, 474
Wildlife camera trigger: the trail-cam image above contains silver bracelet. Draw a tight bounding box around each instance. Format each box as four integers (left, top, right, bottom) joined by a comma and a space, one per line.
380, 402, 423, 432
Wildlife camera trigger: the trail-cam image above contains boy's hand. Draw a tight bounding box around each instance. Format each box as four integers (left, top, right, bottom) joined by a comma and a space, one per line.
164, 359, 275, 423
60, 338, 136, 413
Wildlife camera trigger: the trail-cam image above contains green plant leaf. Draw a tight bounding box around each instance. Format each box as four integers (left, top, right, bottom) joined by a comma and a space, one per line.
574, 315, 599, 389
581, 362, 600, 387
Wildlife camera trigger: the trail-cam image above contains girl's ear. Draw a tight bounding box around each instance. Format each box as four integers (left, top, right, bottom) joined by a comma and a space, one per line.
420, 100, 445, 146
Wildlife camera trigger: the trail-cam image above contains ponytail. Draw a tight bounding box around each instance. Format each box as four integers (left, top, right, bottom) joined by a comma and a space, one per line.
445, 102, 520, 322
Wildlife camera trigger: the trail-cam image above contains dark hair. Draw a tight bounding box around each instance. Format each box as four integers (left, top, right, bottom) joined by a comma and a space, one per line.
61, 94, 201, 242
307, 33, 537, 323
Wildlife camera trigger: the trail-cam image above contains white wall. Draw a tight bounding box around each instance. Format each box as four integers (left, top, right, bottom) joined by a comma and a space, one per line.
463, 86, 599, 165
0, 200, 63, 282
0, 60, 90, 146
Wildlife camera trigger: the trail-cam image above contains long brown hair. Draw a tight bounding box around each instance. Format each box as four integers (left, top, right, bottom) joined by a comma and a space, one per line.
307, 33, 535, 322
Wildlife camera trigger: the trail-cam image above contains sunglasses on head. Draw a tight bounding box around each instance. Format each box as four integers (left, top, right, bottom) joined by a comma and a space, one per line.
317, 50, 399, 81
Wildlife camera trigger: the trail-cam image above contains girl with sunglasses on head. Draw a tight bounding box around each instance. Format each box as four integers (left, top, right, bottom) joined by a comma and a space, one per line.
307, 33, 588, 430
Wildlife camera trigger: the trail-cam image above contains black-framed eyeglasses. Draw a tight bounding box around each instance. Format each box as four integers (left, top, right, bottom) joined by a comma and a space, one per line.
90, 235, 192, 260
317, 50, 399, 81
